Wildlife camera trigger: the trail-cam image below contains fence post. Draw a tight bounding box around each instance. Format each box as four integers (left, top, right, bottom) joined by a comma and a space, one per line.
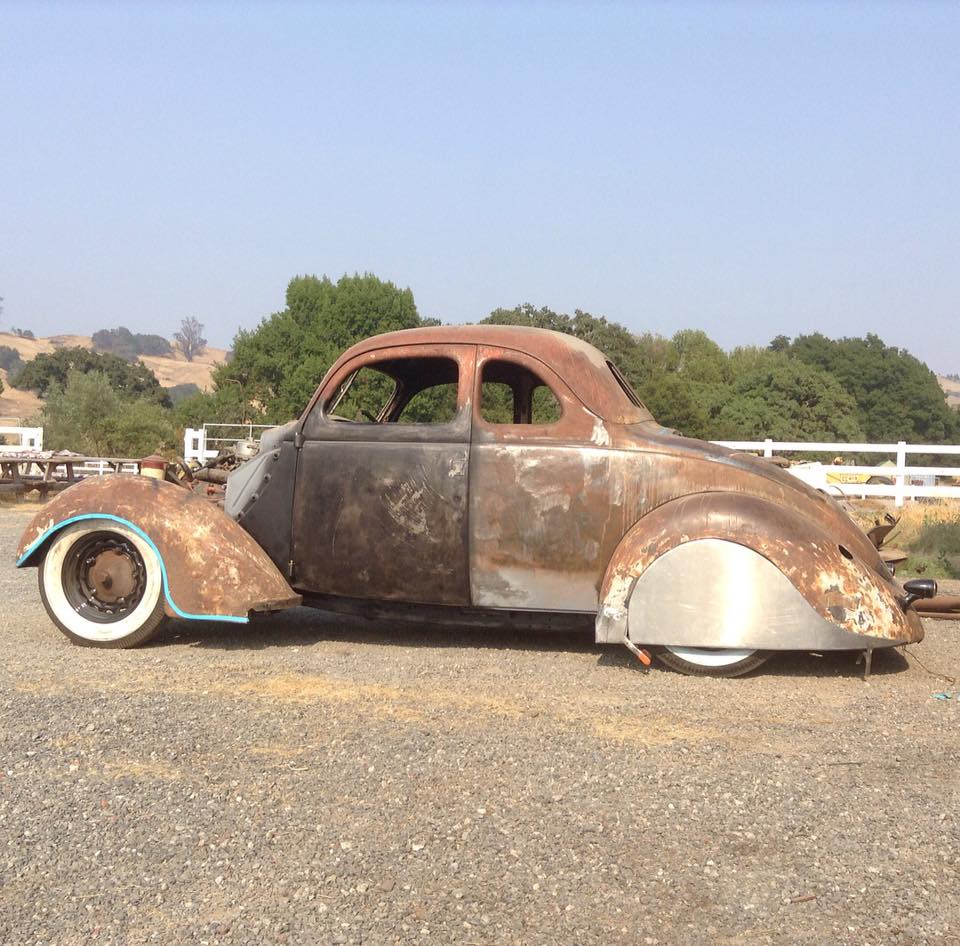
184, 427, 207, 463
763, 438, 773, 458
894, 441, 907, 508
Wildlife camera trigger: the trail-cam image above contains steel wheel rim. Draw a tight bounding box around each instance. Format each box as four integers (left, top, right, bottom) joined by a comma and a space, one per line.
61, 531, 147, 624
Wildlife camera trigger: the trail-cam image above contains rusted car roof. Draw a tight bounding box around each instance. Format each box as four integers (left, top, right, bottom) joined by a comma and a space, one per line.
322, 324, 655, 425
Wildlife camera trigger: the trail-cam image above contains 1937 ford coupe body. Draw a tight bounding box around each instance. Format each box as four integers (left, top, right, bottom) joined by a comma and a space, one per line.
16, 325, 928, 675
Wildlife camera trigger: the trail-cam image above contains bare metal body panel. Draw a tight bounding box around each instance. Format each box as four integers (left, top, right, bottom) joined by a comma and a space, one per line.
626, 539, 919, 650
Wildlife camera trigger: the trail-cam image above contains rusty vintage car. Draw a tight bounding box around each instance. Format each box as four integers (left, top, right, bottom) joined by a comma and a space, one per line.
15, 325, 935, 676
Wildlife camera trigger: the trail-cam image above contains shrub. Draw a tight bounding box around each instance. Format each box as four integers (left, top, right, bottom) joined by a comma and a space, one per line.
167, 382, 201, 405
0, 345, 23, 374
13, 346, 172, 407
40, 371, 178, 458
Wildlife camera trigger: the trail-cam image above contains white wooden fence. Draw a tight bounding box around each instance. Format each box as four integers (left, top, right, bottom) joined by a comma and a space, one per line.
713, 439, 960, 507
0, 424, 43, 453
184, 425, 959, 508
184, 424, 276, 462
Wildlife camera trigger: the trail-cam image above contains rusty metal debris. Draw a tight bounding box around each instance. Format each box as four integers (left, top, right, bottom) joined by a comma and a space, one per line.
913, 594, 960, 617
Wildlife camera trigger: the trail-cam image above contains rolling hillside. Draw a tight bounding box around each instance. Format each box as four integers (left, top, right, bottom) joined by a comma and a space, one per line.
941, 375, 960, 409
0, 331, 227, 423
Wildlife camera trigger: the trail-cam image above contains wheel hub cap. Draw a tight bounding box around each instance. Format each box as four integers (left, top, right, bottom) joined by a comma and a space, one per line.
86, 548, 139, 603
63, 532, 148, 622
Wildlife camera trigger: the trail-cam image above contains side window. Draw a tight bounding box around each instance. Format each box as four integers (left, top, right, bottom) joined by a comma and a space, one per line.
479, 381, 516, 424
531, 385, 562, 424
479, 359, 562, 425
397, 383, 459, 423
326, 356, 461, 425
327, 367, 396, 423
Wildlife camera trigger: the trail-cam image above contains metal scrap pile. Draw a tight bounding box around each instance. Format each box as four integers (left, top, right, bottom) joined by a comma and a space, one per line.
187, 440, 260, 499
865, 513, 960, 618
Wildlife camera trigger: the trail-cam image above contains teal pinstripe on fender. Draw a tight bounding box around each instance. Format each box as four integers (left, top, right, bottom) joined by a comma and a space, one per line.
17, 513, 249, 625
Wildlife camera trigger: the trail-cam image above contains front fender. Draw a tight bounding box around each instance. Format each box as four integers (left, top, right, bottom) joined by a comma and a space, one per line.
596, 492, 923, 650
16, 475, 301, 623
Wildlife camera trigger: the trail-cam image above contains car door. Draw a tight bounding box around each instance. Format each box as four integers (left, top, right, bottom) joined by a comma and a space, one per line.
291, 344, 475, 605
469, 345, 627, 613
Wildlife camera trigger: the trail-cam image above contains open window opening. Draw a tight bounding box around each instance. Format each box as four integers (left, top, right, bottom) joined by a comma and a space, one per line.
326, 356, 460, 424
479, 359, 562, 425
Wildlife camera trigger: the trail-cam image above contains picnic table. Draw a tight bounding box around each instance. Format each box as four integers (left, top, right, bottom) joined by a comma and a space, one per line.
0, 452, 139, 497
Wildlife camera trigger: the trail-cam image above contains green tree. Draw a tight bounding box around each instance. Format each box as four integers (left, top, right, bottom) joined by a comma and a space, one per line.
173, 383, 252, 429
787, 333, 956, 442
167, 382, 201, 405
0, 345, 24, 375
672, 329, 731, 386
216, 273, 420, 420
40, 371, 177, 457
13, 347, 172, 407
715, 352, 865, 442
635, 372, 712, 438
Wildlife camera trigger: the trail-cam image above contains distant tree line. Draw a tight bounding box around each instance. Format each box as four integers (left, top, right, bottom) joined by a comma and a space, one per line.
92, 326, 172, 361
6, 272, 958, 459
189, 273, 958, 448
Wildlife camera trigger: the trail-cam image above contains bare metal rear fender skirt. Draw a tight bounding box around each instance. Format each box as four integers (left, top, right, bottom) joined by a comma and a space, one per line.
623, 539, 917, 651
15, 475, 301, 622
595, 493, 922, 649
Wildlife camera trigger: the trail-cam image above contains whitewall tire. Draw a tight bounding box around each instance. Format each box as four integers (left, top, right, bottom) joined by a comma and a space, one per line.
38, 519, 167, 648
654, 646, 770, 677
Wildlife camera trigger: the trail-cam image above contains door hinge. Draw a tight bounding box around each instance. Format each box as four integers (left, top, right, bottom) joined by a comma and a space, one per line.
294, 430, 304, 450
287, 559, 296, 580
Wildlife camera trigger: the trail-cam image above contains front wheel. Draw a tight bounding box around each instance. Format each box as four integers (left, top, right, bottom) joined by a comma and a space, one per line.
653, 646, 771, 678
38, 519, 167, 648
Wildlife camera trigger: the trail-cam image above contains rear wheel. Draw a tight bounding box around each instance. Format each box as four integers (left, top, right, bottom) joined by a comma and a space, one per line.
38, 520, 167, 648
654, 646, 771, 677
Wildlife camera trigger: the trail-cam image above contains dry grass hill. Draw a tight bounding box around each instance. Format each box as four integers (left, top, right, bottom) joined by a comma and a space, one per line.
940, 375, 960, 409
0, 331, 227, 423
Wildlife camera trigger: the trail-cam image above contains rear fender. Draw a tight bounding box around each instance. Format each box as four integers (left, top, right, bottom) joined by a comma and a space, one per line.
16, 475, 301, 623
596, 493, 922, 649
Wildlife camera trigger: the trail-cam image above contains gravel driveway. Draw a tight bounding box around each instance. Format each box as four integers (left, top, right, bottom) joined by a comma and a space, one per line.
2, 504, 959, 946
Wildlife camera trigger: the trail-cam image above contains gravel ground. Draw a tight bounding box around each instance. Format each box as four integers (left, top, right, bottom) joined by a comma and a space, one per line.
2, 504, 960, 946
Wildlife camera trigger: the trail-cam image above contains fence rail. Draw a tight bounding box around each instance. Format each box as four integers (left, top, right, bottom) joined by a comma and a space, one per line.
183, 426, 959, 507
711, 439, 960, 507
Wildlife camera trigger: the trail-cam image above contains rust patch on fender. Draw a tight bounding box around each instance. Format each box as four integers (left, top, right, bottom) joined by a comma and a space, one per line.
16, 475, 300, 620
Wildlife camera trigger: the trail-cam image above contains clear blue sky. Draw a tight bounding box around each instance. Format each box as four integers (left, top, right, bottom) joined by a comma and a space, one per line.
2, 2, 958, 372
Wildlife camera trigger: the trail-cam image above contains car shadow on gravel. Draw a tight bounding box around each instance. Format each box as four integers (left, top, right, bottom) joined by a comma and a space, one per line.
151, 607, 911, 678
153, 606, 598, 655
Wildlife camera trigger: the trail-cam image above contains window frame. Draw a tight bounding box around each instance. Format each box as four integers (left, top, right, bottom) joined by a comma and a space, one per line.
301, 344, 476, 444
472, 346, 582, 440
